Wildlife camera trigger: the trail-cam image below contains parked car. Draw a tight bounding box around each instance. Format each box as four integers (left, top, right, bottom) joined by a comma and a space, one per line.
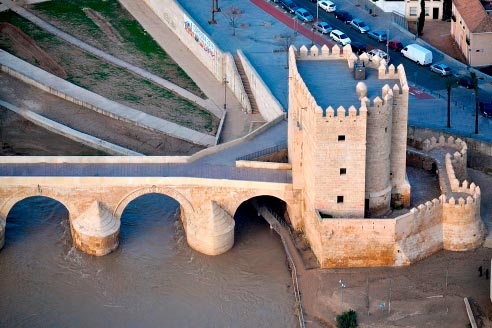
387, 40, 403, 52
312, 21, 333, 34
480, 102, 492, 118
458, 76, 473, 89
400, 43, 432, 66
350, 42, 366, 55
430, 63, 452, 76
330, 29, 351, 46
280, 0, 299, 14
367, 49, 389, 61
350, 18, 370, 33
295, 8, 314, 22
367, 30, 387, 42
318, 0, 336, 13
334, 10, 352, 24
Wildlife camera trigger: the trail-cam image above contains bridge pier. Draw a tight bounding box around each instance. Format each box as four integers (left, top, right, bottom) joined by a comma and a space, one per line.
71, 201, 120, 256
186, 201, 235, 256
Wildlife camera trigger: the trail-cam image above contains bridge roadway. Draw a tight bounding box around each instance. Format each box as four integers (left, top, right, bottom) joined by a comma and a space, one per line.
0, 120, 290, 183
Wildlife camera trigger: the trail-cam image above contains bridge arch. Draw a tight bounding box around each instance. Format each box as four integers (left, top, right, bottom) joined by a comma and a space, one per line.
114, 186, 195, 228
0, 188, 74, 224
233, 195, 290, 225
0, 194, 70, 249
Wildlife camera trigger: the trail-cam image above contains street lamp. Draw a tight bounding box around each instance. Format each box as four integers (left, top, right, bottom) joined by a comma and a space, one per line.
223, 76, 229, 109
339, 279, 346, 311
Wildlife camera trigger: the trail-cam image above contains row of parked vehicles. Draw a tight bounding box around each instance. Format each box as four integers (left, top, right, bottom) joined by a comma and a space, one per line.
277, 0, 474, 83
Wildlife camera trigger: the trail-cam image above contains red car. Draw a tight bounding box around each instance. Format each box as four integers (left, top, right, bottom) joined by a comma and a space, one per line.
387, 40, 403, 52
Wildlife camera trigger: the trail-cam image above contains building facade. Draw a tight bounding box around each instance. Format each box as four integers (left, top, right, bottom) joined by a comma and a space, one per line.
451, 0, 492, 67
405, 0, 444, 21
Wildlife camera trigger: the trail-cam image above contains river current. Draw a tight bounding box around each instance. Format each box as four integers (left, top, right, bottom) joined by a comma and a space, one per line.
0, 194, 296, 327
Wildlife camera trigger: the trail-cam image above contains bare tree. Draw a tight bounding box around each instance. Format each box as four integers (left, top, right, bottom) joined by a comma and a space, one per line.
223, 6, 242, 36
278, 31, 297, 68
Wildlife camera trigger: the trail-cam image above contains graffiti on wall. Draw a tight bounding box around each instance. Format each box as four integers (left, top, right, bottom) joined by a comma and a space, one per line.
183, 14, 216, 59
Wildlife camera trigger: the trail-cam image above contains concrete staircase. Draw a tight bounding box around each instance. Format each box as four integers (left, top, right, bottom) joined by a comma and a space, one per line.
234, 55, 259, 114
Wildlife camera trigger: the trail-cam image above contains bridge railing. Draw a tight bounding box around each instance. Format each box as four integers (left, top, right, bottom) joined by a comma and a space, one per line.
235, 143, 288, 161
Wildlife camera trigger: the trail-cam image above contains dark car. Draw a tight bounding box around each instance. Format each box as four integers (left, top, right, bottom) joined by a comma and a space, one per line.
387, 40, 403, 52
280, 0, 299, 13
334, 10, 353, 24
480, 102, 492, 118
350, 42, 366, 55
458, 76, 473, 89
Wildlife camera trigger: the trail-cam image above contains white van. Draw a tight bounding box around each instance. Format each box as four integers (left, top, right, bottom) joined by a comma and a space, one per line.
400, 44, 432, 66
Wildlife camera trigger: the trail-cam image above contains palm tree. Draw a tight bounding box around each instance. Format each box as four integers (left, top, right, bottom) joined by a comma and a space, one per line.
471, 72, 479, 134
445, 76, 456, 128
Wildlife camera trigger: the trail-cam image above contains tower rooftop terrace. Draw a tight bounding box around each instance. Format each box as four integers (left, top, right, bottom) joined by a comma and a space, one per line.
296, 60, 400, 111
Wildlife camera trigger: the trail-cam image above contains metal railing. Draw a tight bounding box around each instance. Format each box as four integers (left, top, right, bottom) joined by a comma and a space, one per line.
392, 10, 408, 31
259, 205, 305, 328
236, 143, 288, 161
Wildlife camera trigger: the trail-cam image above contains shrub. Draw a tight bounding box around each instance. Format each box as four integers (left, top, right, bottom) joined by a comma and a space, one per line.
336, 309, 357, 328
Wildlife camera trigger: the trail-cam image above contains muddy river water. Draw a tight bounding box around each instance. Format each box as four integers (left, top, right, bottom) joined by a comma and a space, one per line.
0, 194, 296, 327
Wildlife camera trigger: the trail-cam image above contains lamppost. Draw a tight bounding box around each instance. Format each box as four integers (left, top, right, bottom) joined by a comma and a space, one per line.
339, 279, 346, 312
223, 76, 229, 109
311, 3, 319, 46
208, 0, 220, 24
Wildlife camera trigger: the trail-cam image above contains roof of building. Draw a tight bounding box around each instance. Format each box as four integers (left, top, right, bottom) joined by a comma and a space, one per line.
453, 0, 492, 33
296, 60, 399, 111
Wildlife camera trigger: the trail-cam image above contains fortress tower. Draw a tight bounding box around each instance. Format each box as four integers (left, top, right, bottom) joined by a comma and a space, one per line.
288, 45, 411, 220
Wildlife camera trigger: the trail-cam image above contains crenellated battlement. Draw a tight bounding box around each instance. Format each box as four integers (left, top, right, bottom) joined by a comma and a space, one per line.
423, 135, 467, 154
409, 198, 442, 218
296, 44, 351, 60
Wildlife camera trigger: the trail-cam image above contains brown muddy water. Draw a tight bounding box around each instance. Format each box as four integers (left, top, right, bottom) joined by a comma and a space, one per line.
0, 194, 296, 327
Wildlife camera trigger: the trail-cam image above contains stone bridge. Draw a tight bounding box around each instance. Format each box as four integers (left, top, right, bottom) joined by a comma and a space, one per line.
0, 164, 300, 256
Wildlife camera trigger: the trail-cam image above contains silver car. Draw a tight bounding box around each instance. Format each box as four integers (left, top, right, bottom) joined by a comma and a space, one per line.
312, 21, 333, 34
430, 63, 452, 76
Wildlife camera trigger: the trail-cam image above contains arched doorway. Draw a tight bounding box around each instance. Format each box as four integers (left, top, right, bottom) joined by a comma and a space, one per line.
3, 196, 70, 251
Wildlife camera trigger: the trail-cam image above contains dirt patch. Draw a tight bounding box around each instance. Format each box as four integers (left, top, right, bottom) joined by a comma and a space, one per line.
0, 22, 66, 78
82, 8, 123, 44
0, 108, 105, 156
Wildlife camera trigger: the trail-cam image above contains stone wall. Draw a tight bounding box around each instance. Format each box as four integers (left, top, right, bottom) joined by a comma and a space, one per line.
408, 126, 492, 173
237, 50, 284, 120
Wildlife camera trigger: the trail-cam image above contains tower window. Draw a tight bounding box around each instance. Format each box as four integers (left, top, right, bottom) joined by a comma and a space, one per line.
337, 196, 344, 203
338, 135, 345, 141
340, 168, 347, 175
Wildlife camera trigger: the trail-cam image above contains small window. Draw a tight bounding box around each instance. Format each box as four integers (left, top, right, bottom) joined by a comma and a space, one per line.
340, 168, 347, 175
337, 196, 344, 203
385, 127, 388, 133
409, 7, 417, 16
425, 7, 429, 16
338, 135, 345, 141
